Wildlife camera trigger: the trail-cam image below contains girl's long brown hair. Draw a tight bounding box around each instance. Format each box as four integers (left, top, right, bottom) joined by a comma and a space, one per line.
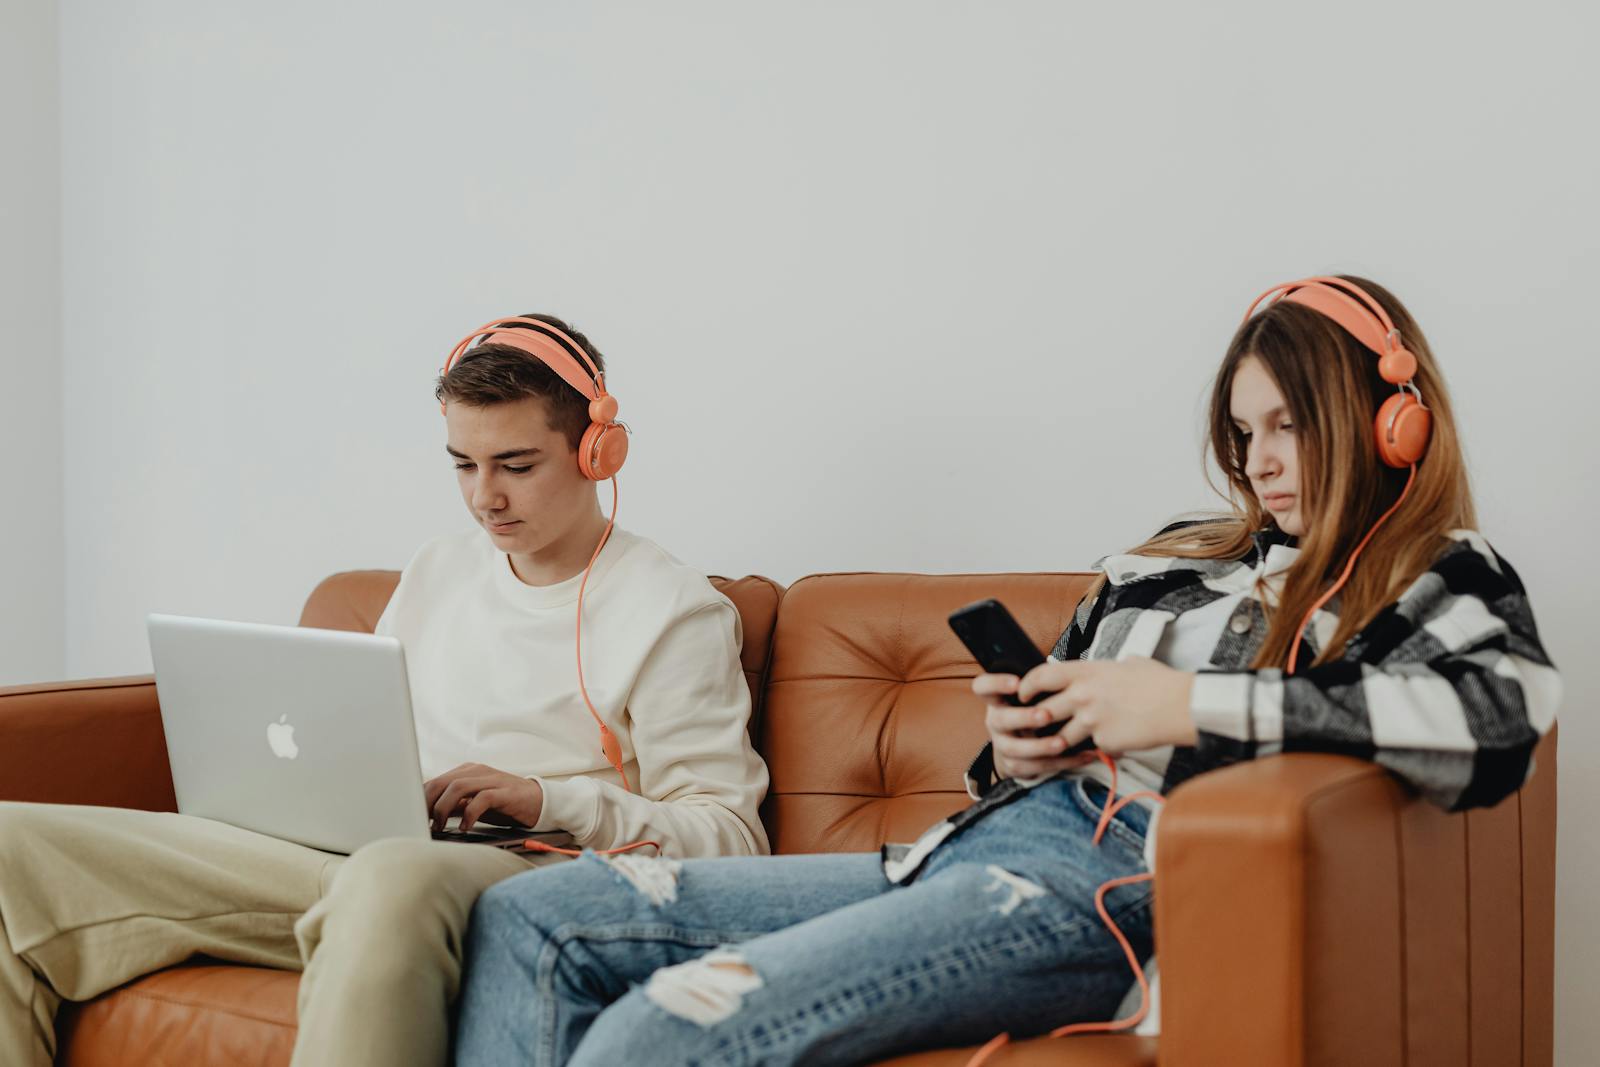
1092, 275, 1476, 669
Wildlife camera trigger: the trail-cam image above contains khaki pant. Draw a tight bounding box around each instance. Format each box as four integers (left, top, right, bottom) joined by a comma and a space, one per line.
0, 802, 548, 1067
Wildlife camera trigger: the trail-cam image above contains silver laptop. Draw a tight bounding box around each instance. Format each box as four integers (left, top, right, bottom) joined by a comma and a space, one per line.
148, 614, 533, 854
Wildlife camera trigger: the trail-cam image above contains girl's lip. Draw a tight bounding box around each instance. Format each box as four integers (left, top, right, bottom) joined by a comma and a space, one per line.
1262, 494, 1295, 509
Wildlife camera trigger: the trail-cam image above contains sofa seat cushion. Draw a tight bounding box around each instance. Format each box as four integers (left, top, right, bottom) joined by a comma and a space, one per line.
58, 963, 298, 1067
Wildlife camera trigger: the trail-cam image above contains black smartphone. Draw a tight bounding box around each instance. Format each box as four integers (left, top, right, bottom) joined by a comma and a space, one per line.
947, 597, 1092, 751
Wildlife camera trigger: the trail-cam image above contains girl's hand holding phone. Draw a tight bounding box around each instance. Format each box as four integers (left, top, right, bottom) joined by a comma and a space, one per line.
975, 658, 1199, 779
976, 672, 1102, 779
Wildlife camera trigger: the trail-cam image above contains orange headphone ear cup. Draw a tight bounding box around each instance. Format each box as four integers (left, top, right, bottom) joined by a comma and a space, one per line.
579, 422, 629, 480
1375, 393, 1432, 467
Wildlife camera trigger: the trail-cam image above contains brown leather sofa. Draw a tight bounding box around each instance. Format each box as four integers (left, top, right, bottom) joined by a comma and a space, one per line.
0, 569, 1556, 1066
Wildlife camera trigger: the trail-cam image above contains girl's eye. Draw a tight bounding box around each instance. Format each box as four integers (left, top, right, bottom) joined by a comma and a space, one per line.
1280, 423, 1295, 432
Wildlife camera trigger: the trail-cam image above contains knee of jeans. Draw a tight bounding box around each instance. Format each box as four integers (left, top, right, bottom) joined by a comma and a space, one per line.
473, 850, 677, 928
640, 948, 763, 1028
471, 858, 607, 935
586, 850, 683, 907
470, 875, 542, 940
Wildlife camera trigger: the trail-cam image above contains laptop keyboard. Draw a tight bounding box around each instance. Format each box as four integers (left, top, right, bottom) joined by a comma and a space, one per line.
431, 824, 529, 844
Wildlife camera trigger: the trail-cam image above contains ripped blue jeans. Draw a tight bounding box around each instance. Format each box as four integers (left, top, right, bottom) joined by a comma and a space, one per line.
454, 775, 1153, 1067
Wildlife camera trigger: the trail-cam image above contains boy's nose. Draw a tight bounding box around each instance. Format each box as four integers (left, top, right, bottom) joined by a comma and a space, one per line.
471, 476, 505, 512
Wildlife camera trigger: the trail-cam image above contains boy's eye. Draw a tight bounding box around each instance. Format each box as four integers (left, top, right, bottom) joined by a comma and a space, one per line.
453, 463, 533, 473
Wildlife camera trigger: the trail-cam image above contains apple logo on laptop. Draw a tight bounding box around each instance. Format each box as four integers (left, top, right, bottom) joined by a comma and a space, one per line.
267, 714, 299, 760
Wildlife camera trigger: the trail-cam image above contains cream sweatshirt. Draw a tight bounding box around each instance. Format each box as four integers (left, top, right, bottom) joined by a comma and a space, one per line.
374, 526, 769, 858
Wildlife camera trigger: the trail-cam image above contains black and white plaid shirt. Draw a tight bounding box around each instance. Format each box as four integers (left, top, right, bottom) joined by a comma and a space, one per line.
885, 524, 1561, 884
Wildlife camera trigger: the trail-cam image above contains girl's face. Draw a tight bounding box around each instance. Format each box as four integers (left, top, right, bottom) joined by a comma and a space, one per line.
1230, 355, 1306, 536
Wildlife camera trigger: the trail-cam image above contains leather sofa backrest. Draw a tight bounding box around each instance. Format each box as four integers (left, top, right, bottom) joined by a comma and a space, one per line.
297, 570, 401, 634
755, 572, 1094, 854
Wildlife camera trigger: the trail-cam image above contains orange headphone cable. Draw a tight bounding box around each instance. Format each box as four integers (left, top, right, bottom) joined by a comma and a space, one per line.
1286, 463, 1417, 674
576, 475, 629, 791
508, 477, 665, 858
518, 837, 660, 858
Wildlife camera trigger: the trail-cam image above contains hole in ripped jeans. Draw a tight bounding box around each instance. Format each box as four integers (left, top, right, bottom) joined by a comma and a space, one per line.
597, 852, 684, 907
645, 949, 764, 1026
984, 865, 1048, 916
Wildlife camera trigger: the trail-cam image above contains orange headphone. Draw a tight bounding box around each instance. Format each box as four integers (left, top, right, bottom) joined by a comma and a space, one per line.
439, 316, 634, 791
441, 316, 630, 481
1240, 276, 1431, 674
1242, 276, 1432, 467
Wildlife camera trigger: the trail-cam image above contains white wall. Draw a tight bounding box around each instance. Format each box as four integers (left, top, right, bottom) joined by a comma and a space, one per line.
49, 1, 1599, 1059
0, 0, 62, 686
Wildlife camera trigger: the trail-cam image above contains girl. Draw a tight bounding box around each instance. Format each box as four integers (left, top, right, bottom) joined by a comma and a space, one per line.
452, 276, 1561, 1067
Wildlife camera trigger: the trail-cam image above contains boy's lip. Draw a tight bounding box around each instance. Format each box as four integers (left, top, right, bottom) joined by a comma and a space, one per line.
487, 519, 522, 532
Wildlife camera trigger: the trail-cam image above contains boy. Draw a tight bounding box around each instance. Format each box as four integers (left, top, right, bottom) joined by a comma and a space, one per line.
0, 314, 769, 1067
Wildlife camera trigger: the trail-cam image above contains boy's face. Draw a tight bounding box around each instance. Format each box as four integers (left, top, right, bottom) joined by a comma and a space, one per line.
444, 396, 593, 559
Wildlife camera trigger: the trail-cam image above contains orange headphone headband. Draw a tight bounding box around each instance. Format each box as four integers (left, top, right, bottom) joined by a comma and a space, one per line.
439, 315, 628, 481
1243, 276, 1419, 384
443, 317, 607, 402
1242, 275, 1432, 469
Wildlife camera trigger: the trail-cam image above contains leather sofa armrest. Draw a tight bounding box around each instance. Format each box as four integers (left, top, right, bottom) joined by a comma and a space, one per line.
0, 676, 176, 811
1153, 753, 1410, 1067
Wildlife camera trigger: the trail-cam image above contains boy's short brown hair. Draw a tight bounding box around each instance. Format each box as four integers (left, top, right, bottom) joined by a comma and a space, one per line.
434, 314, 606, 450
